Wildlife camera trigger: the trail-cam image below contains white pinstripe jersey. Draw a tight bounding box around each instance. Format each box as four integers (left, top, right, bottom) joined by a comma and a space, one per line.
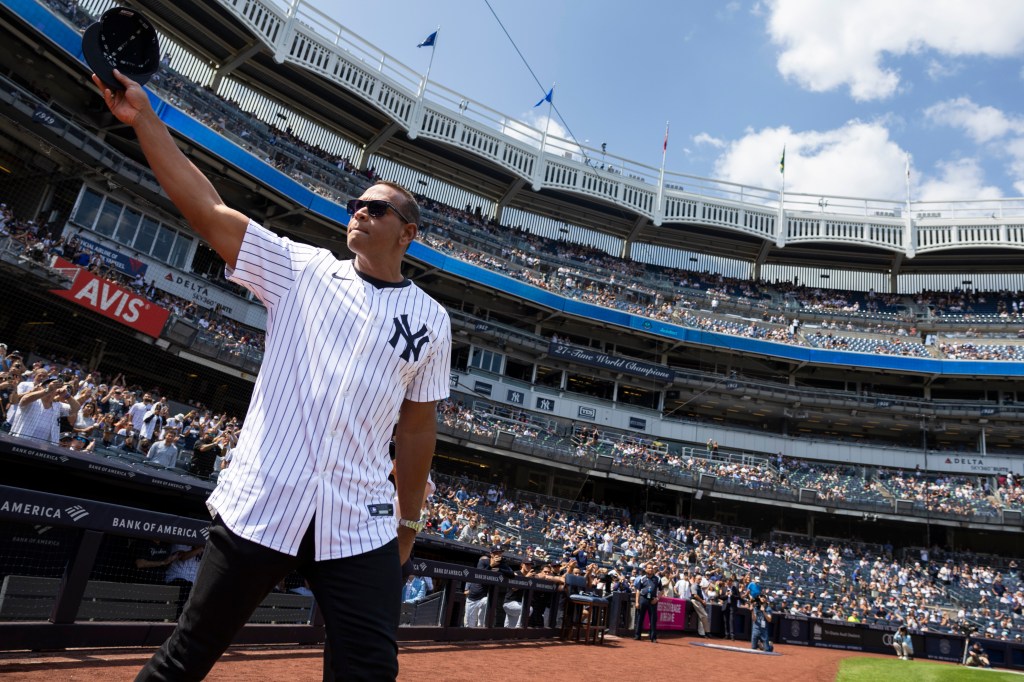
206, 221, 451, 560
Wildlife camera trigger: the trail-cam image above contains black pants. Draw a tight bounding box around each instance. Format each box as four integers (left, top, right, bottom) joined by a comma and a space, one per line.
137, 516, 401, 681
723, 604, 736, 638
634, 599, 657, 641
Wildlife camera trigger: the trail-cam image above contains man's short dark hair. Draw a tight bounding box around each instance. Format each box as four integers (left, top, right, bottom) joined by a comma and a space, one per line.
372, 180, 420, 229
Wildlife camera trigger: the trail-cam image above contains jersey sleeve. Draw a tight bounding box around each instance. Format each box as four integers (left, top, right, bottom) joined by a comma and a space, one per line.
225, 220, 322, 314
405, 308, 452, 403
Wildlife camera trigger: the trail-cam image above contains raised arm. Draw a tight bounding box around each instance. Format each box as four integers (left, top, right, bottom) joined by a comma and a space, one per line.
91, 69, 249, 268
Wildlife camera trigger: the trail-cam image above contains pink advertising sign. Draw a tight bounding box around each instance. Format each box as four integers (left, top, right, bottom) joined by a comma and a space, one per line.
642, 597, 688, 630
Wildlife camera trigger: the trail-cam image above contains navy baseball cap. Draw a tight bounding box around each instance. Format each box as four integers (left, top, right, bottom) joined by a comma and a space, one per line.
82, 7, 160, 90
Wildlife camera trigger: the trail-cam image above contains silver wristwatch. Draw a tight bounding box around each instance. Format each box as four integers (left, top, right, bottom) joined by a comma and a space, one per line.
398, 518, 425, 532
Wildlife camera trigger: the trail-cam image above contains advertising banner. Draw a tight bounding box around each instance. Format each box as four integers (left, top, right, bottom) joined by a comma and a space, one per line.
778, 614, 810, 644
75, 236, 148, 278
50, 258, 169, 337
0, 483, 209, 544
405, 558, 557, 593
924, 632, 968, 663
805, 618, 927, 656
642, 596, 688, 630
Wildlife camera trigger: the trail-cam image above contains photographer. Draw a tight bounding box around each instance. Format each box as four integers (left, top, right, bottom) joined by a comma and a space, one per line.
750, 594, 774, 652
892, 624, 913, 660
964, 641, 991, 668
10, 376, 80, 444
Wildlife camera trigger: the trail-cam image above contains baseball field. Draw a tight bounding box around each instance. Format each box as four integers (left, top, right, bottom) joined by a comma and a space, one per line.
2, 636, 1021, 681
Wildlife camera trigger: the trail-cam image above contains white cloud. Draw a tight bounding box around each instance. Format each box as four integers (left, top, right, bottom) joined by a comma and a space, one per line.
916, 158, 1003, 202
717, 1, 741, 20
1005, 138, 1024, 196
924, 97, 1024, 143
925, 98, 1024, 192
925, 59, 962, 81
504, 112, 580, 158
710, 120, 1003, 202
693, 132, 726, 148
767, 0, 1024, 100
712, 121, 907, 199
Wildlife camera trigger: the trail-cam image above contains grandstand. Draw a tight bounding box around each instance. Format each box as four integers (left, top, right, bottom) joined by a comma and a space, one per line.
4, 0, 1024, 672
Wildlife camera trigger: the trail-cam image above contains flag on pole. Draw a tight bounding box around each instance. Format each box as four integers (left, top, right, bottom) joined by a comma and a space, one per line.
417, 31, 437, 48
905, 153, 911, 179
663, 122, 670, 153
534, 87, 553, 108
779, 146, 786, 175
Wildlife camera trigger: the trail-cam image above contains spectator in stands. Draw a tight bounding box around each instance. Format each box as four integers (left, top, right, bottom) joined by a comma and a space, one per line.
0, 369, 15, 426
7, 364, 45, 425
128, 391, 153, 433
97, 413, 119, 448
190, 431, 220, 478
114, 431, 140, 454
141, 403, 167, 441
74, 401, 101, 441
146, 428, 180, 468
10, 376, 80, 444
439, 511, 459, 540
99, 381, 127, 418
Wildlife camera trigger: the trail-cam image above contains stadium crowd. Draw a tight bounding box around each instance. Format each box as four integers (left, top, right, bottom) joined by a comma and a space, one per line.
0, 345, 240, 478
4, 346, 1024, 644
408, 471, 1024, 642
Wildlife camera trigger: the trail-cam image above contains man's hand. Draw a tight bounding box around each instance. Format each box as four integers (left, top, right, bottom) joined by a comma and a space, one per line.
92, 69, 150, 127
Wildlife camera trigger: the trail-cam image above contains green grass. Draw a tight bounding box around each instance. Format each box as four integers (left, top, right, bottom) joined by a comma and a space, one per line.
837, 657, 1021, 681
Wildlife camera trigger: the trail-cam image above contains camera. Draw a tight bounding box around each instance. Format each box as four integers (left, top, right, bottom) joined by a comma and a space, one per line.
957, 621, 978, 635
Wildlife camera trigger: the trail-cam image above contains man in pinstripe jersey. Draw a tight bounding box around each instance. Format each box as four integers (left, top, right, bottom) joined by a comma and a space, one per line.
95, 69, 451, 681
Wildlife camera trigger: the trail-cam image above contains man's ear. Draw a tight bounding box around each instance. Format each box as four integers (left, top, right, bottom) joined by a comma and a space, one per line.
401, 222, 418, 247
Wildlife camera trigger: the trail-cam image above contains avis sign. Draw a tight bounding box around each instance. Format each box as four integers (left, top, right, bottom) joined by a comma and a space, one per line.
50, 258, 169, 337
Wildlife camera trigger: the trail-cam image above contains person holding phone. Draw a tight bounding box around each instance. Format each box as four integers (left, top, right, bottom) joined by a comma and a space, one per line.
10, 376, 81, 444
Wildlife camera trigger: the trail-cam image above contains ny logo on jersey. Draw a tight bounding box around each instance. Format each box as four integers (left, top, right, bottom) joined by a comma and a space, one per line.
389, 314, 430, 361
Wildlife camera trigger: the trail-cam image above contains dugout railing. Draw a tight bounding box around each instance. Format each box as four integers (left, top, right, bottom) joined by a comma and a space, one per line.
0, 483, 566, 651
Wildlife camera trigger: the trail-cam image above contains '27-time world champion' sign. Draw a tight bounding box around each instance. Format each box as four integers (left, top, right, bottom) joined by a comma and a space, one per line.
548, 342, 675, 384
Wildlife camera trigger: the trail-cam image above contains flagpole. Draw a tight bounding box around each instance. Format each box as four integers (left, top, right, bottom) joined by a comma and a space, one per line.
777, 145, 786, 247
655, 121, 669, 227
530, 84, 555, 190
905, 153, 911, 216
417, 26, 440, 99
538, 82, 555, 156
904, 152, 915, 259
408, 28, 439, 141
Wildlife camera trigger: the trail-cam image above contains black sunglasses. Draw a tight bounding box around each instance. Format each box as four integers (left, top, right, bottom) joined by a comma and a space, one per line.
346, 198, 413, 225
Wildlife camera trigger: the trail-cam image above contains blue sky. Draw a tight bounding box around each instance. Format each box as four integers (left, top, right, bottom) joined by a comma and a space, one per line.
296, 0, 1024, 204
